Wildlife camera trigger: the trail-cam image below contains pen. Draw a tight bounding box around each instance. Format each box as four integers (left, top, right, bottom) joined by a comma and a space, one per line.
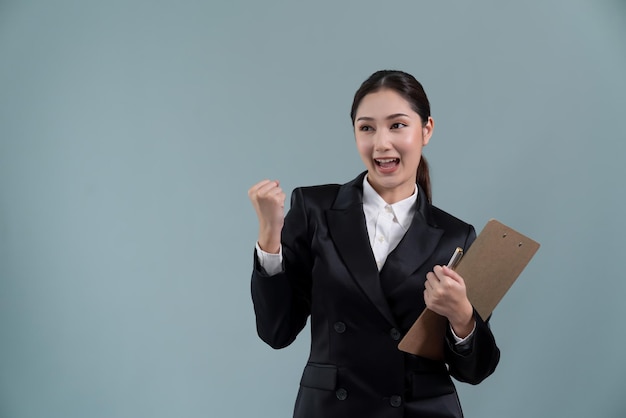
446, 247, 464, 270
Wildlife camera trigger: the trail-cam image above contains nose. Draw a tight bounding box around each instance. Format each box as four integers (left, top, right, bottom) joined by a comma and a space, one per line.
373, 130, 392, 152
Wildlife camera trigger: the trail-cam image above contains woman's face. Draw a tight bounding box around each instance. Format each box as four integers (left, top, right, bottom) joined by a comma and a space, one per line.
354, 88, 434, 204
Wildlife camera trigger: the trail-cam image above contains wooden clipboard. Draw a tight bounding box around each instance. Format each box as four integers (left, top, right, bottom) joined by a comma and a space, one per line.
397, 219, 540, 360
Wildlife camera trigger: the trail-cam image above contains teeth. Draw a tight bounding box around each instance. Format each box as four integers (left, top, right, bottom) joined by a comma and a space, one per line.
376, 158, 397, 163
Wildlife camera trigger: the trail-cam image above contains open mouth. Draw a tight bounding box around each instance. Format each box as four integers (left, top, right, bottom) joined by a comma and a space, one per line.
374, 158, 400, 169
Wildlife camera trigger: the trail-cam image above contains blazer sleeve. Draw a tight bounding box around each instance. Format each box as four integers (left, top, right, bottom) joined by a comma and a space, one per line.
443, 224, 501, 384
444, 310, 500, 384
250, 188, 313, 349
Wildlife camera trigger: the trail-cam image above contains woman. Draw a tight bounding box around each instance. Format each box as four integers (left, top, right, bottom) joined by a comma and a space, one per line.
248, 70, 500, 418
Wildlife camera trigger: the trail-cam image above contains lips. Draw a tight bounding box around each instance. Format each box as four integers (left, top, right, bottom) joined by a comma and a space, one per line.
375, 158, 400, 168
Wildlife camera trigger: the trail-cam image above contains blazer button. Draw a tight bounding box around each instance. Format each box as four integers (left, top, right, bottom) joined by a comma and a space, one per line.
389, 395, 402, 407
336, 388, 348, 400
334, 322, 346, 334
389, 328, 401, 341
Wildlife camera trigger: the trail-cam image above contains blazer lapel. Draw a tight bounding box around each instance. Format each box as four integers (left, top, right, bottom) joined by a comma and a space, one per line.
381, 188, 444, 284
325, 173, 398, 327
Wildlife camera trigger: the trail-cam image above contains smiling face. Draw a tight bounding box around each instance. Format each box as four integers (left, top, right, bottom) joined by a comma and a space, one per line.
354, 88, 434, 204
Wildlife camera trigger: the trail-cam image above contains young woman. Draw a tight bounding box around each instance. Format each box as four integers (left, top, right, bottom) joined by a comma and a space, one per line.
248, 70, 500, 418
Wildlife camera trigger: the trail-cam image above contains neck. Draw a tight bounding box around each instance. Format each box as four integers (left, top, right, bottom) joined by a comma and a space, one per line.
366, 177, 416, 205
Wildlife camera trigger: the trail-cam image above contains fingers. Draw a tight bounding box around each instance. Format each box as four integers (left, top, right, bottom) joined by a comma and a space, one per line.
248, 179, 286, 229
424, 264, 469, 319
248, 179, 280, 199
248, 180, 286, 205
432, 265, 464, 285
441, 266, 465, 284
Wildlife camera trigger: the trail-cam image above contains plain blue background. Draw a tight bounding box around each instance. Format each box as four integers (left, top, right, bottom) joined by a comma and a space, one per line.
1, 1, 625, 417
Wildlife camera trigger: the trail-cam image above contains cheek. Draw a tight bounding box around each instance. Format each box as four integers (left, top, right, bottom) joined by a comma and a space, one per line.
396, 144, 423, 164
402, 133, 425, 153
355, 138, 371, 157
394, 137, 417, 153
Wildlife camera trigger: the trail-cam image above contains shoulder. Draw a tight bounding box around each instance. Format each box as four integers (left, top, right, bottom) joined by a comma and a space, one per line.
428, 204, 475, 240
291, 172, 365, 210
429, 205, 471, 228
291, 183, 342, 210
284, 183, 343, 230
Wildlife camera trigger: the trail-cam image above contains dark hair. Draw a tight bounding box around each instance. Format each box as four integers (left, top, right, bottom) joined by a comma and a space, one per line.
350, 70, 432, 203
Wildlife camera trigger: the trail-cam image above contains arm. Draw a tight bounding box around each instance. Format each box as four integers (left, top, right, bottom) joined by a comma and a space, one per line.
424, 225, 500, 384
249, 185, 313, 349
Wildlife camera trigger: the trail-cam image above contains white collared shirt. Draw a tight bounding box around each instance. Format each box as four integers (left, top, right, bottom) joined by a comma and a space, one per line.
361, 175, 417, 271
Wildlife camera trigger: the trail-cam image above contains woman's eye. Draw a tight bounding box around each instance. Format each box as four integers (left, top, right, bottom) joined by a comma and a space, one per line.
390, 122, 406, 129
359, 125, 373, 132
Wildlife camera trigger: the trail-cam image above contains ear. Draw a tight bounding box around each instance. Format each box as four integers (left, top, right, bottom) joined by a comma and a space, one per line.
422, 116, 434, 146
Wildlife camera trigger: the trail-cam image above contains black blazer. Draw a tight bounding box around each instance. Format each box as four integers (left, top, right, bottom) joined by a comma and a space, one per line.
251, 172, 500, 418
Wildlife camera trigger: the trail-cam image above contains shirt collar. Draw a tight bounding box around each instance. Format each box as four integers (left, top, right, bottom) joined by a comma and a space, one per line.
362, 175, 418, 231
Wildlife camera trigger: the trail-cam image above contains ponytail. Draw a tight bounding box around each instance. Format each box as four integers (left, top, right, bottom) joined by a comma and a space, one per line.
417, 156, 432, 204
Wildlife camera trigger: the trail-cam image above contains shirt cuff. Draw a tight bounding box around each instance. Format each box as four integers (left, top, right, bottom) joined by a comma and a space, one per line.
449, 321, 476, 346
255, 242, 284, 276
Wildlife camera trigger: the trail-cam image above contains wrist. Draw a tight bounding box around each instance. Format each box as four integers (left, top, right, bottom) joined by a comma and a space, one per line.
257, 238, 280, 254
449, 301, 474, 339
257, 222, 282, 253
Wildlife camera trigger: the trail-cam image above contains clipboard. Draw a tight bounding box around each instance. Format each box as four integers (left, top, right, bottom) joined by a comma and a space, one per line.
397, 219, 540, 360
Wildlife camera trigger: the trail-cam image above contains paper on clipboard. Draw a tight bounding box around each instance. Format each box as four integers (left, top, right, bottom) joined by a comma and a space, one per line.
397, 219, 540, 360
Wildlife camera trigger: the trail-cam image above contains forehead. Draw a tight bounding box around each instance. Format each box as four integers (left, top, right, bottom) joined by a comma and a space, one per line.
355, 88, 417, 118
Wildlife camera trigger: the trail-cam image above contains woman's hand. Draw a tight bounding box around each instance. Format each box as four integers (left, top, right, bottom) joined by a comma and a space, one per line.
424, 265, 475, 338
248, 180, 286, 254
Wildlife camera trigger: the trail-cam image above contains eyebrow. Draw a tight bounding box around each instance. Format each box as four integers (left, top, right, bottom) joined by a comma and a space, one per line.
356, 113, 410, 122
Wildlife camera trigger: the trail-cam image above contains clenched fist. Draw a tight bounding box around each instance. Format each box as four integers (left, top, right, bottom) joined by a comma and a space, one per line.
248, 180, 286, 254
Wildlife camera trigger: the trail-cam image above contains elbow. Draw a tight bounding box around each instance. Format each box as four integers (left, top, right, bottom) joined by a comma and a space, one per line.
455, 346, 501, 385
262, 337, 294, 350
256, 321, 299, 350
